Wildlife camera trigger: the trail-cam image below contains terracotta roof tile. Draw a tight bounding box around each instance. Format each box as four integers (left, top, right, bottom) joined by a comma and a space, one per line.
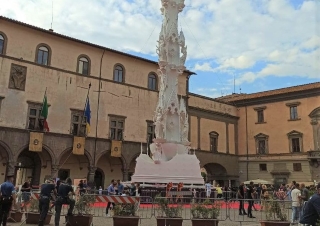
216, 82, 320, 103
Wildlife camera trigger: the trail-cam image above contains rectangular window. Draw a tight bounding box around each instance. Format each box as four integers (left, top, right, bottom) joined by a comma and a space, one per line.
293, 163, 302, 171
291, 138, 300, 152
210, 137, 218, 152
71, 111, 86, 137
109, 116, 125, 141
0, 39, 4, 54
27, 103, 44, 131
257, 140, 266, 154
259, 164, 267, 171
257, 110, 264, 123
290, 106, 298, 120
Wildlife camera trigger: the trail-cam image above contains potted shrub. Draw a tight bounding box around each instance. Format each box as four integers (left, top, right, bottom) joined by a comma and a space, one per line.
191, 199, 221, 226
155, 195, 183, 226
67, 194, 95, 226
25, 198, 52, 225
260, 198, 290, 226
113, 202, 140, 226
7, 201, 23, 223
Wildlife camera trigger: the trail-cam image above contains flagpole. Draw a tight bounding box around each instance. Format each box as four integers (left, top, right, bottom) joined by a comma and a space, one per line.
41, 87, 47, 111
83, 83, 92, 112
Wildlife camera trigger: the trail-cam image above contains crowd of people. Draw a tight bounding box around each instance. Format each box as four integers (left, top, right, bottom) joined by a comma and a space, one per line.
235, 181, 320, 225
1, 175, 319, 226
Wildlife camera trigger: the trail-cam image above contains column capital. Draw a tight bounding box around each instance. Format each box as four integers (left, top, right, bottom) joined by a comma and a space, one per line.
88, 166, 97, 173
311, 119, 318, 125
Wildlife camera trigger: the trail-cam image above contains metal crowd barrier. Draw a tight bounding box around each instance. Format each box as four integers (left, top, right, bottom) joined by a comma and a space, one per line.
228, 198, 294, 225
10, 190, 302, 226
153, 197, 229, 221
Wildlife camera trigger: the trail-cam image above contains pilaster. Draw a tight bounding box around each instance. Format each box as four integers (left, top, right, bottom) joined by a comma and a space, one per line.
225, 122, 229, 154
51, 164, 60, 178
310, 119, 319, 150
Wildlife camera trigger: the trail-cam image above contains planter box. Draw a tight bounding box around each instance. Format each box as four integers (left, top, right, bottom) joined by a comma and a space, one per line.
192, 219, 219, 226
26, 212, 52, 225
156, 217, 183, 226
67, 215, 93, 226
113, 216, 140, 226
7, 211, 23, 222
260, 221, 291, 226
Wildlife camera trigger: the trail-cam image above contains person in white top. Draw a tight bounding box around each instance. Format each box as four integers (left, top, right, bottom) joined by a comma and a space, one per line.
205, 181, 212, 198
291, 183, 301, 224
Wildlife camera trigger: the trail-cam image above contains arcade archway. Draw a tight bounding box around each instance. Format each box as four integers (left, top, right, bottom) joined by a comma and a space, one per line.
95, 151, 124, 188
57, 149, 92, 183
0, 142, 12, 182
203, 163, 228, 187
94, 168, 105, 189
16, 147, 53, 186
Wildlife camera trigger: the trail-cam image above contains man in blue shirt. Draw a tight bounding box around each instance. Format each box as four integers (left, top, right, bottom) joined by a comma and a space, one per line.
0, 174, 16, 226
105, 181, 116, 217
299, 183, 320, 226
54, 178, 75, 226
38, 179, 56, 226
117, 180, 124, 195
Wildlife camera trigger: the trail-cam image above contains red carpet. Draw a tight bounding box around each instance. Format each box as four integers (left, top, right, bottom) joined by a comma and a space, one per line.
93, 202, 260, 210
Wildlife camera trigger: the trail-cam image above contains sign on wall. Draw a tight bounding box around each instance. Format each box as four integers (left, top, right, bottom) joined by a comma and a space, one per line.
111, 140, 122, 157
29, 132, 44, 152
73, 136, 85, 155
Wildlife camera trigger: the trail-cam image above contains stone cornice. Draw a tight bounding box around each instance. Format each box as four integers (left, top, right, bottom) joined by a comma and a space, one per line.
188, 106, 239, 124
229, 89, 320, 107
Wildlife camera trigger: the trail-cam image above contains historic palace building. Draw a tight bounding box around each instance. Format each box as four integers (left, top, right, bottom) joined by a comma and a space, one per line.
0, 16, 319, 188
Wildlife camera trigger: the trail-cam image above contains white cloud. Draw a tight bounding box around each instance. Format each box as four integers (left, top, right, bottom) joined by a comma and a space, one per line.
220, 55, 255, 69
0, 0, 319, 84
193, 62, 215, 72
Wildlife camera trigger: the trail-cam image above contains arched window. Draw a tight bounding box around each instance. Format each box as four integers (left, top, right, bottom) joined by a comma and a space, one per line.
0, 33, 6, 54
209, 131, 219, 153
113, 64, 124, 83
36, 44, 51, 65
148, 73, 157, 90
77, 55, 90, 75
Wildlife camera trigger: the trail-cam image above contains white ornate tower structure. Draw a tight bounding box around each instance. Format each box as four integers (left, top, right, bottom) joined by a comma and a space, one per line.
132, 0, 203, 185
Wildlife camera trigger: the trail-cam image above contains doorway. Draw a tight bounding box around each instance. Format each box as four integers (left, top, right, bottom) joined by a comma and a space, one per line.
94, 168, 104, 189
16, 150, 41, 186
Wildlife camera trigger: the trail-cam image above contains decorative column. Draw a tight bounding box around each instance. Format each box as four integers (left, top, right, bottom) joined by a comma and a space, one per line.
87, 166, 97, 187
6, 161, 16, 177
122, 168, 129, 182
51, 164, 60, 178
311, 119, 319, 150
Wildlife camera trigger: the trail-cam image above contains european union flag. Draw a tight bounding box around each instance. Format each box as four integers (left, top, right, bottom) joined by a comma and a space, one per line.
84, 97, 91, 134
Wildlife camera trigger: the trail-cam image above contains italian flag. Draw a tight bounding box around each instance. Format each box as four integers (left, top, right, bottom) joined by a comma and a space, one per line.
41, 92, 50, 132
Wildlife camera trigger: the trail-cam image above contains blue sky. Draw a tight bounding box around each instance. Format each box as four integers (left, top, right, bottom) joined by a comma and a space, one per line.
1, 0, 319, 97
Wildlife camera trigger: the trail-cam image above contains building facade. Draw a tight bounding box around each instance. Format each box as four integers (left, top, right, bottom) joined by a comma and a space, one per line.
217, 84, 320, 185
0, 16, 319, 188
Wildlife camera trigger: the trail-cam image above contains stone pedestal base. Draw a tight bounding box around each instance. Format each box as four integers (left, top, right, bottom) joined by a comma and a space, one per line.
131, 153, 204, 185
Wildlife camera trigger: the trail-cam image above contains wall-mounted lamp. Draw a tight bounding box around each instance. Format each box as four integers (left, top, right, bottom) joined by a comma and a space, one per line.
79, 167, 83, 171
2, 163, 6, 166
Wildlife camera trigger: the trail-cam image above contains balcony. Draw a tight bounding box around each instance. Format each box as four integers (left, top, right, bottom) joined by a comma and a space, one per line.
307, 151, 320, 159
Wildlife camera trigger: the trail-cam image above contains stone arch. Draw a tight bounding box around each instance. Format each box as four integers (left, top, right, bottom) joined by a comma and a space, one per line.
58, 147, 93, 166
15, 144, 56, 165
309, 107, 320, 118
95, 150, 126, 168
0, 140, 14, 161
95, 150, 126, 186
0, 140, 13, 182
203, 163, 228, 186
16, 149, 42, 186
